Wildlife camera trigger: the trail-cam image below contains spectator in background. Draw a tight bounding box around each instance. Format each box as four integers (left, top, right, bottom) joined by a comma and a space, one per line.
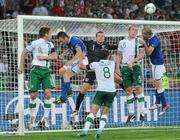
174, 6, 180, 20
32, 0, 48, 16
51, 0, 65, 16
6, 0, 15, 16
84, 0, 91, 17
73, 1, 84, 17
0, 0, 179, 21
0, 0, 5, 19
22, 0, 37, 15
64, 0, 74, 17
12, 4, 24, 18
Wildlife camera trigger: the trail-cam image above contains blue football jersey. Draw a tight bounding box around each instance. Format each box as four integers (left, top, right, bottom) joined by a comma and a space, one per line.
147, 34, 164, 65
68, 36, 86, 55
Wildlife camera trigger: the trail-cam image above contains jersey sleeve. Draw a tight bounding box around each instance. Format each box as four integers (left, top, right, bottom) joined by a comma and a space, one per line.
49, 42, 56, 53
89, 62, 98, 70
117, 40, 123, 52
26, 41, 35, 52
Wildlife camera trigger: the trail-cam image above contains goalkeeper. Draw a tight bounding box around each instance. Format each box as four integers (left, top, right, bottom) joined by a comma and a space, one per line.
71, 31, 125, 117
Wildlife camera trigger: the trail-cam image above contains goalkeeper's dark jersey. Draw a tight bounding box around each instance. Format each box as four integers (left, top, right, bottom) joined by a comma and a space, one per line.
83, 40, 117, 63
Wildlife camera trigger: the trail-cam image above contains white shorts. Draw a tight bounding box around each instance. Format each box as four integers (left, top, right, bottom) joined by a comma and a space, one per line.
152, 64, 166, 80
67, 57, 88, 74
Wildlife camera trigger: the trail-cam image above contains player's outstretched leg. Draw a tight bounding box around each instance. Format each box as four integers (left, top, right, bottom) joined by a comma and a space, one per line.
149, 90, 162, 110
78, 113, 94, 137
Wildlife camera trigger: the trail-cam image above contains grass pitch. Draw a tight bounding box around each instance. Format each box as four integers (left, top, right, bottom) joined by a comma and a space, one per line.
0, 128, 180, 140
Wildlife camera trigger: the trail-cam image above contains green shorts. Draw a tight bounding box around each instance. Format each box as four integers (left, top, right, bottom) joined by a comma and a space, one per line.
121, 65, 142, 88
30, 67, 55, 92
92, 91, 117, 108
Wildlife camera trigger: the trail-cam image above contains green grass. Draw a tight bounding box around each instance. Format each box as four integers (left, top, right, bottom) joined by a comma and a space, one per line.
1, 128, 180, 140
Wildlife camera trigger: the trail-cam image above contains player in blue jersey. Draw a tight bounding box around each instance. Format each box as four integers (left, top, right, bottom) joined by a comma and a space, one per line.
54, 31, 88, 103
140, 27, 170, 115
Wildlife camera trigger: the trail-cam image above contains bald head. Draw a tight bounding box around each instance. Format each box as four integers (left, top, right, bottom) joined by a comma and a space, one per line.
142, 27, 153, 40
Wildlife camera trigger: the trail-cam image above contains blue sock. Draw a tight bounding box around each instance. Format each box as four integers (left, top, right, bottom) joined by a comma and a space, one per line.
61, 82, 71, 100
155, 90, 160, 104
159, 91, 167, 107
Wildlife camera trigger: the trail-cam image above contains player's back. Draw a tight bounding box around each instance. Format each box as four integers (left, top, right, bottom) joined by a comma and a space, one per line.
68, 36, 86, 54
91, 60, 116, 92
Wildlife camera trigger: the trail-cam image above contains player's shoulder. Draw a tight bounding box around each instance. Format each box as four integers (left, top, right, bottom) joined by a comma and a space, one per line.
119, 38, 127, 43
99, 60, 115, 65
31, 39, 40, 44
152, 34, 160, 41
83, 40, 93, 46
151, 34, 160, 44
118, 39, 125, 47
71, 36, 83, 44
71, 36, 81, 42
47, 41, 54, 48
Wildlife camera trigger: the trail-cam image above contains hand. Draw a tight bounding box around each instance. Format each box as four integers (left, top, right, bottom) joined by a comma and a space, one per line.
115, 69, 121, 76
128, 62, 133, 71
59, 51, 68, 59
18, 66, 23, 74
139, 38, 146, 46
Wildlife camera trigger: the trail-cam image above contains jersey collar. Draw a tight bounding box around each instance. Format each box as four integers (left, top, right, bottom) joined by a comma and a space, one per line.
68, 36, 72, 44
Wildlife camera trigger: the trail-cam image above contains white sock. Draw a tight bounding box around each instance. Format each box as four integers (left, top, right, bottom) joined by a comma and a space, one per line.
99, 115, 108, 130
29, 98, 38, 121
127, 94, 134, 115
44, 99, 51, 118
137, 93, 145, 114
83, 113, 94, 131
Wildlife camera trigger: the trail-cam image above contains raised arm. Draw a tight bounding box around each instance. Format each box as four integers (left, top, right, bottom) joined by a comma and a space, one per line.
37, 48, 58, 61
139, 38, 154, 56
115, 50, 122, 75
18, 48, 29, 74
65, 46, 82, 66
58, 49, 71, 59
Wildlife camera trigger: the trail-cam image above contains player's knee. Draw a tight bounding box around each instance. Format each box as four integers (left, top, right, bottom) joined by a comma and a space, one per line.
44, 89, 51, 100
80, 85, 90, 94
134, 86, 143, 94
153, 80, 161, 89
44, 93, 51, 100
125, 87, 132, 96
30, 92, 37, 100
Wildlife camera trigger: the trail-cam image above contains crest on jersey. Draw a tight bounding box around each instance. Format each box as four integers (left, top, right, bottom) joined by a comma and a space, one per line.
122, 42, 126, 48
102, 45, 105, 49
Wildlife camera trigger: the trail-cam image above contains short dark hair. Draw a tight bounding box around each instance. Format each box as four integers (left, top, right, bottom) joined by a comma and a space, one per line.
39, 27, 50, 38
57, 31, 69, 39
100, 49, 109, 59
96, 31, 104, 37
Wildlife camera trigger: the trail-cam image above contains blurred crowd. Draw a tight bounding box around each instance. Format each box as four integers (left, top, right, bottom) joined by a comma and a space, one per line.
0, 0, 179, 20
